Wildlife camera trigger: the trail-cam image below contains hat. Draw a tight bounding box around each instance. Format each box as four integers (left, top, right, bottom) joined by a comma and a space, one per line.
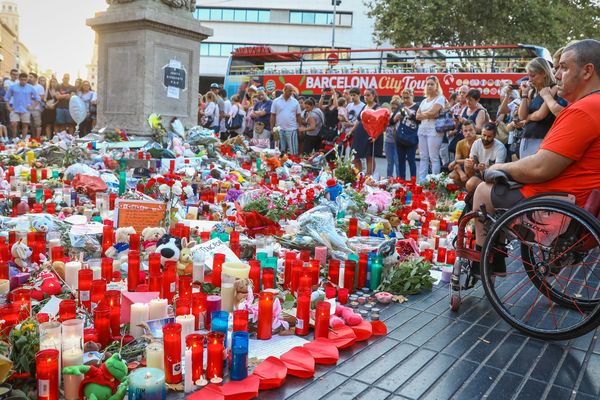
210, 83, 220, 89
326, 179, 337, 188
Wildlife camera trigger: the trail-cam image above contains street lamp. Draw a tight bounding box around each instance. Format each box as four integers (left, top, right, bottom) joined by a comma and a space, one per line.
331, 0, 341, 49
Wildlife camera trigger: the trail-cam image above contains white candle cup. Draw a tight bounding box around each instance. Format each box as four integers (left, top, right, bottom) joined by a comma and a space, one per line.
175, 314, 195, 356
64, 261, 82, 291
146, 342, 164, 371
62, 347, 83, 400
61, 319, 84, 351
184, 348, 193, 393
221, 263, 250, 280
130, 303, 149, 338
148, 298, 168, 321
39, 321, 62, 351
220, 275, 236, 313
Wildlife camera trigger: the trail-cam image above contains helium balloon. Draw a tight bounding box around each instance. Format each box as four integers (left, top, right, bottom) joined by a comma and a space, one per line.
362, 108, 390, 140
69, 95, 87, 125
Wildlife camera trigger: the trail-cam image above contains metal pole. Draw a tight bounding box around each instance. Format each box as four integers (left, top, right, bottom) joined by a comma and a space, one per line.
332, 0, 337, 49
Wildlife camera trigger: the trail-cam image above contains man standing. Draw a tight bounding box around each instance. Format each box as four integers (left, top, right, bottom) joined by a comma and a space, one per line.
270, 83, 301, 154
4, 72, 40, 141
465, 123, 507, 193
55, 74, 76, 134
210, 83, 225, 121
250, 88, 272, 139
28, 73, 45, 141
3, 69, 18, 91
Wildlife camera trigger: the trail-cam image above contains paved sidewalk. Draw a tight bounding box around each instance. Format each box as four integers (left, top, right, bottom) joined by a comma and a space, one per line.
263, 281, 600, 400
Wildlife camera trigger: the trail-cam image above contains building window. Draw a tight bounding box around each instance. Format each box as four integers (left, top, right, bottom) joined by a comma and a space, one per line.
201, 43, 258, 57
195, 8, 271, 23
315, 13, 328, 25
289, 10, 352, 26
302, 12, 315, 24
289, 12, 302, 24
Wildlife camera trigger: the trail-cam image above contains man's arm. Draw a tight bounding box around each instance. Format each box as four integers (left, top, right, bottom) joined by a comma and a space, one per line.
269, 113, 276, 130
490, 149, 573, 183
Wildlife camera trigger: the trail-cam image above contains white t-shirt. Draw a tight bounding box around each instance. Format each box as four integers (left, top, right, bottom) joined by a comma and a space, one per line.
270, 95, 301, 130
223, 99, 232, 115
346, 101, 365, 125
417, 95, 446, 136
33, 84, 45, 111
469, 138, 507, 165
227, 104, 246, 134
204, 102, 219, 128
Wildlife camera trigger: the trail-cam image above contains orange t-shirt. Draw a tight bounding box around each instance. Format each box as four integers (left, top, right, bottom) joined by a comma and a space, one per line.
520, 92, 600, 207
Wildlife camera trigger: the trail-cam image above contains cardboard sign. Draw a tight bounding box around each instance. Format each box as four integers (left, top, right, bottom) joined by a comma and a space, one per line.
115, 199, 167, 234
193, 238, 242, 271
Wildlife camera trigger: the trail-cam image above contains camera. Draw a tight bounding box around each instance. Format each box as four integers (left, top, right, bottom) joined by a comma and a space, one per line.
510, 84, 519, 90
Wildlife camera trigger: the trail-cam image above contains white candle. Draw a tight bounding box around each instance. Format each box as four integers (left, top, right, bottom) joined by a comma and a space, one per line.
184, 347, 193, 393
64, 261, 82, 290
48, 238, 61, 250
175, 314, 195, 355
146, 342, 164, 371
148, 298, 168, 321
192, 252, 205, 284
0, 279, 9, 295
221, 282, 235, 312
62, 347, 83, 366
130, 303, 149, 338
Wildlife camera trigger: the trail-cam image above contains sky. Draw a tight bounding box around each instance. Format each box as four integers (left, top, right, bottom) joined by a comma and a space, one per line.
15, 0, 108, 77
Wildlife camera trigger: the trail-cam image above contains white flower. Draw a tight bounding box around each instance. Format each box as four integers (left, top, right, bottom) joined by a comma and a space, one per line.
172, 184, 183, 196
183, 186, 194, 198
158, 184, 170, 195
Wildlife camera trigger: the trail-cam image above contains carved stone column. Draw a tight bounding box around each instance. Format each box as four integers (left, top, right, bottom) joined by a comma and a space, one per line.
88, 0, 212, 136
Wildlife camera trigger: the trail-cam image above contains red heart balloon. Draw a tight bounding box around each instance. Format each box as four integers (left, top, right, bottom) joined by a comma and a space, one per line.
351, 320, 373, 342
280, 347, 315, 378
362, 108, 390, 140
303, 338, 340, 365
253, 356, 288, 390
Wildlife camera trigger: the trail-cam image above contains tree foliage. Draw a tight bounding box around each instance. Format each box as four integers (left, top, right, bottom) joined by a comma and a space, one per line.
366, 0, 600, 52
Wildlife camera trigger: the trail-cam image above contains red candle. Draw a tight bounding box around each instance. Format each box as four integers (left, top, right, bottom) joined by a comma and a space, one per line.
328, 259, 340, 285
233, 309, 249, 332
309, 260, 320, 286
11, 287, 31, 320
0, 261, 7, 281
37, 313, 50, 323
325, 285, 337, 299
0, 304, 19, 337
357, 253, 368, 289
127, 251, 140, 292
30, 168, 38, 184
249, 260, 261, 292
90, 279, 106, 310
192, 292, 207, 330
101, 225, 114, 257
105, 290, 121, 337
291, 260, 303, 296
314, 301, 331, 339
163, 323, 182, 384
344, 260, 356, 292
100, 258, 113, 283
206, 331, 225, 380
129, 234, 141, 252
262, 267, 275, 289
78, 269, 93, 310
295, 288, 311, 336
348, 218, 358, 238
200, 231, 210, 242
162, 261, 177, 304
36, 349, 59, 400
186, 333, 204, 382
179, 276, 192, 300
437, 247, 447, 264
299, 250, 310, 263
41, 168, 48, 180
338, 288, 349, 304
446, 249, 457, 265
50, 246, 64, 263
257, 291, 274, 340
439, 219, 448, 232
423, 248, 434, 262
212, 253, 225, 287
176, 297, 191, 316
94, 305, 111, 348
0, 237, 9, 262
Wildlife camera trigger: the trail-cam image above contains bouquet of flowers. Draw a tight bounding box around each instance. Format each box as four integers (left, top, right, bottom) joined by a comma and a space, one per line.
422, 173, 460, 203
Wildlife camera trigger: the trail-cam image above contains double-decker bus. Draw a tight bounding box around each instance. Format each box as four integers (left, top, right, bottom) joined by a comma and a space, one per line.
223, 44, 552, 111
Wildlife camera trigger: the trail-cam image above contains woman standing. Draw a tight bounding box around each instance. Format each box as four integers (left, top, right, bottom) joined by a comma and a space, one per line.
318, 89, 339, 143
458, 89, 487, 134
224, 94, 246, 141
42, 77, 59, 139
78, 80, 97, 136
202, 92, 220, 132
416, 76, 446, 182
518, 57, 566, 158
350, 88, 380, 176
384, 96, 401, 177
298, 98, 324, 155
395, 89, 420, 180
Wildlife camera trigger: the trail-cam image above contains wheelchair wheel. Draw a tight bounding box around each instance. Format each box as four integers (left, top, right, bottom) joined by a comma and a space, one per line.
480, 198, 600, 340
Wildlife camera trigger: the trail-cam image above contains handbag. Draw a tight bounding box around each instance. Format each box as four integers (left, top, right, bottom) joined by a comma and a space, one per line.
395, 122, 418, 146
319, 125, 338, 141
201, 115, 214, 129
435, 111, 455, 134
226, 113, 244, 130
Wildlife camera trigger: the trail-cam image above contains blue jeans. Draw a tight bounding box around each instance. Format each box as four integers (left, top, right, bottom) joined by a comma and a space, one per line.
279, 129, 298, 155
385, 141, 398, 177
396, 143, 417, 180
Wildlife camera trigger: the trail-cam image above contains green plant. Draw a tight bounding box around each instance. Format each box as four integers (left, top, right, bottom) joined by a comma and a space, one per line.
334, 150, 358, 185
379, 258, 435, 295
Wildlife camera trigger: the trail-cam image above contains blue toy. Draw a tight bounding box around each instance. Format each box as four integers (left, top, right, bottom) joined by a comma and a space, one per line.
324, 179, 343, 202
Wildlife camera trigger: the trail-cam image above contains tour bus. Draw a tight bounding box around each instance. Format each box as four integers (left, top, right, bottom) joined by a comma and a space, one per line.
222, 44, 552, 112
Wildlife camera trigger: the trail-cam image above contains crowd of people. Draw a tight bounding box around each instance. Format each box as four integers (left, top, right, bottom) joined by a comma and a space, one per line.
0, 70, 97, 142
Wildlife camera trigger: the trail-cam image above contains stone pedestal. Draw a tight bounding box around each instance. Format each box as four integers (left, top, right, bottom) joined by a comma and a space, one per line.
87, 0, 212, 137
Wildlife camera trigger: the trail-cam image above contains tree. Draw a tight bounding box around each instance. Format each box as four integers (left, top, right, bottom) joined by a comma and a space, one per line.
366, 0, 600, 52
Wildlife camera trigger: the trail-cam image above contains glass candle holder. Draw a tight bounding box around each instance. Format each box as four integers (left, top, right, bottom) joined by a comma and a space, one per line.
212, 253, 225, 287
206, 331, 225, 381
314, 301, 331, 339
248, 260, 261, 291
58, 299, 76, 322
36, 349, 59, 400
309, 260, 320, 286
262, 268, 275, 290
11, 287, 31, 319
210, 311, 229, 338
90, 279, 107, 310
230, 331, 249, 381
233, 310, 248, 332
162, 261, 177, 304
338, 288, 349, 304
191, 292, 207, 330
437, 247, 447, 264
146, 342, 164, 371
61, 319, 84, 350
127, 251, 141, 292
104, 290, 121, 337
185, 333, 204, 382
94, 305, 111, 348
325, 285, 337, 299
178, 276, 192, 301
344, 260, 356, 293
128, 368, 166, 400
291, 260, 303, 296
295, 288, 311, 336
220, 274, 235, 312
163, 323, 182, 384
0, 304, 19, 337
78, 269, 93, 311
100, 258, 113, 283
257, 292, 274, 340
39, 321, 61, 351
328, 259, 340, 285
205, 295, 221, 330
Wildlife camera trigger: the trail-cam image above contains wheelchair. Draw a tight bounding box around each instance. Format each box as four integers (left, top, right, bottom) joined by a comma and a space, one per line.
450, 187, 600, 341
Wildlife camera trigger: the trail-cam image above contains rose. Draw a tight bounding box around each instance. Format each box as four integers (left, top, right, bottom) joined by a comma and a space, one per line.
158, 184, 170, 195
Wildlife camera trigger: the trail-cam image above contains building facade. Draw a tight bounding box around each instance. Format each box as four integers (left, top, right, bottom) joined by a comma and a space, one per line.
0, 1, 38, 77
193, 0, 388, 92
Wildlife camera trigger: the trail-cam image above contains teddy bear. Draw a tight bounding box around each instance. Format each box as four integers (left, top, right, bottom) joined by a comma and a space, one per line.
11, 239, 32, 270
176, 238, 195, 276
32, 215, 55, 233
324, 178, 343, 202
154, 234, 182, 266
233, 278, 253, 310
105, 227, 136, 269
384, 213, 402, 231
141, 227, 166, 255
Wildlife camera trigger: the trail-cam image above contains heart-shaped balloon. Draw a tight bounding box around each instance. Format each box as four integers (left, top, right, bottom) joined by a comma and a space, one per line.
362, 108, 390, 140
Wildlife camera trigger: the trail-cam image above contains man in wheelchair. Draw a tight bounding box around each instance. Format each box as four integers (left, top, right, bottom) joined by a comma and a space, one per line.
470, 39, 600, 279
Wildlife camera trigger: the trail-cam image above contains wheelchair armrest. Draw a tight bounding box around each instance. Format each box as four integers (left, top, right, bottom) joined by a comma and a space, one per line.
482, 169, 523, 189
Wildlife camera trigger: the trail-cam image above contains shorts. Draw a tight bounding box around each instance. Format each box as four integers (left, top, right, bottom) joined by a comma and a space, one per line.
56, 108, 75, 125
10, 111, 30, 124
30, 110, 42, 128
491, 184, 525, 209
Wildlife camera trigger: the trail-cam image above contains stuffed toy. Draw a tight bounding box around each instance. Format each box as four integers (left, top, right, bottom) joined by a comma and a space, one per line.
329, 305, 363, 327
324, 179, 343, 202
11, 240, 32, 270
31, 271, 62, 301
366, 190, 393, 214
384, 213, 402, 231
58, 207, 74, 220
370, 221, 396, 239
155, 234, 182, 266
32, 215, 55, 233
141, 227, 166, 254
233, 278, 253, 309
105, 227, 136, 269
63, 353, 128, 400
176, 238, 195, 276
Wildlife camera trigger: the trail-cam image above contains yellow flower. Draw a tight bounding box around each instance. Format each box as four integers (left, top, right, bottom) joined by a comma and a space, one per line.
21, 323, 35, 332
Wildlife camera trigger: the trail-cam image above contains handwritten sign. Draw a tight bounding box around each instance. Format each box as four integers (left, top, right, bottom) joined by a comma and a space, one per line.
192, 238, 242, 270
115, 199, 167, 234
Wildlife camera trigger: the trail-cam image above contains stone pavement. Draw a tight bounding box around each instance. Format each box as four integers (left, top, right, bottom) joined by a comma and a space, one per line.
261, 281, 600, 400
